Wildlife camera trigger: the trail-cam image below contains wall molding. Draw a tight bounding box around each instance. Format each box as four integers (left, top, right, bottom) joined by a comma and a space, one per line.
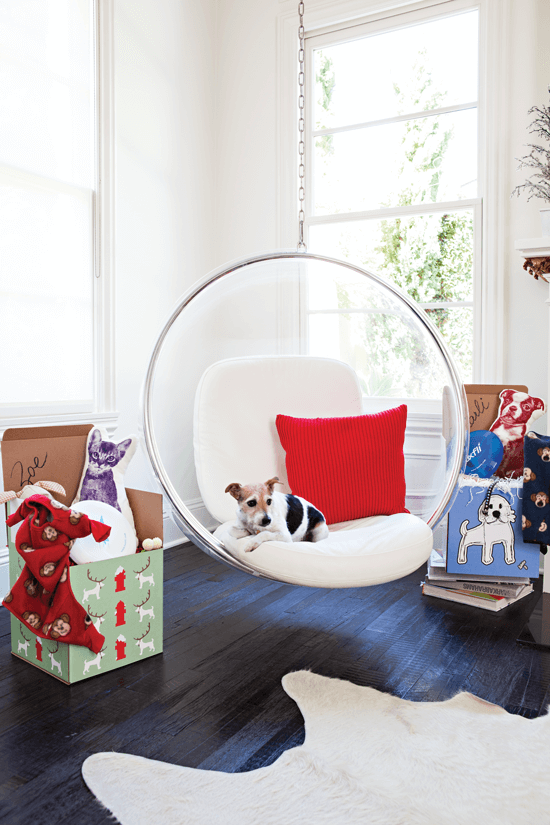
94, 0, 117, 415
0, 410, 119, 438
478, 0, 510, 382
162, 497, 218, 549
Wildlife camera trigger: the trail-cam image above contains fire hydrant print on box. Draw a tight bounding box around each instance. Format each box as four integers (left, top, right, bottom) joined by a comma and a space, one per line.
114, 566, 126, 592
115, 635, 126, 660
115, 600, 126, 627
9, 550, 163, 683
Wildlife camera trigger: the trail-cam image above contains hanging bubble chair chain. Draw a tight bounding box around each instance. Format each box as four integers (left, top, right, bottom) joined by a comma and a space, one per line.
139, 0, 469, 588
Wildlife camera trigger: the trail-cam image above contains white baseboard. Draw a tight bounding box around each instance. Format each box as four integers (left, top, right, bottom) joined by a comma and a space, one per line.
162, 497, 218, 549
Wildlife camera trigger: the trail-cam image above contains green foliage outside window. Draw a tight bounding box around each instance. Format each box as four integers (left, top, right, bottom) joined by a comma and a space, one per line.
313, 50, 474, 395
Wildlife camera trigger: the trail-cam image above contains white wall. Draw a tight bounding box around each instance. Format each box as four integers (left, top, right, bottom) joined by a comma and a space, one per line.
214, 0, 281, 262
506, 0, 550, 407
113, 0, 217, 504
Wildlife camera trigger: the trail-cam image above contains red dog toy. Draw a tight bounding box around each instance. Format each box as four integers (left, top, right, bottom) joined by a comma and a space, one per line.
490, 389, 545, 478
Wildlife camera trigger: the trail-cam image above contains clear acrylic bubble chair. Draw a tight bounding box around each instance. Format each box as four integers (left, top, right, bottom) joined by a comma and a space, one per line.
142, 251, 468, 588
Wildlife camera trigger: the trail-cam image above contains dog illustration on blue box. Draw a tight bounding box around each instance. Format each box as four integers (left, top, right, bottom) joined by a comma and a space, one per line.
447, 478, 537, 578
457, 492, 516, 566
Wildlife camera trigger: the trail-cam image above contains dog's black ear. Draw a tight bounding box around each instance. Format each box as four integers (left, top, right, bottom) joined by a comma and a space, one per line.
265, 477, 281, 492
225, 483, 243, 500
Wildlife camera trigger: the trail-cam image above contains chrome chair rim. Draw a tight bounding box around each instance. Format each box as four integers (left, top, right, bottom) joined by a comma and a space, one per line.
141, 250, 468, 581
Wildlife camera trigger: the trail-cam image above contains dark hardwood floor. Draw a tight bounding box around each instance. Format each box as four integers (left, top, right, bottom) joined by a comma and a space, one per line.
1, 541, 549, 824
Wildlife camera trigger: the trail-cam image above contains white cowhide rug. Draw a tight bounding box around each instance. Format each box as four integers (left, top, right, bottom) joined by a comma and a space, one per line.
82, 670, 550, 825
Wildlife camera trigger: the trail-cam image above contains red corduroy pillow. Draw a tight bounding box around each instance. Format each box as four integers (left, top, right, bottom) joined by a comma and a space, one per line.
275, 405, 408, 525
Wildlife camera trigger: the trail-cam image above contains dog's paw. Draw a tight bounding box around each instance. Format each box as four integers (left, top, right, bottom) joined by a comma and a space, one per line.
241, 538, 260, 553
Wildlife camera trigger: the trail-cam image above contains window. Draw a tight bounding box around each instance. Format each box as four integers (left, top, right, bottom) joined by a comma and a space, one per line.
304, 4, 480, 396
0, 0, 113, 424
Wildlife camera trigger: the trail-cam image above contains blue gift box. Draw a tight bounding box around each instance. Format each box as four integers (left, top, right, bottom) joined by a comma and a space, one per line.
446, 477, 538, 579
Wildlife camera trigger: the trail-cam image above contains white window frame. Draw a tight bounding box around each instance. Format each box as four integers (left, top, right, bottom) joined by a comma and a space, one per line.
305, 3, 481, 386
277, 0, 510, 386
0, 0, 117, 432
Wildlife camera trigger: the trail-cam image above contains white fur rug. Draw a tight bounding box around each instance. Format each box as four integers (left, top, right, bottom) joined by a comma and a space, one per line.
82, 671, 550, 824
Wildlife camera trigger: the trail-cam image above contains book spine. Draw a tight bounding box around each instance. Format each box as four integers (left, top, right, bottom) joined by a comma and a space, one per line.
459, 582, 521, 597
427, 566, 527, 587
426, 578, 521, 598
422, 583, 502, 611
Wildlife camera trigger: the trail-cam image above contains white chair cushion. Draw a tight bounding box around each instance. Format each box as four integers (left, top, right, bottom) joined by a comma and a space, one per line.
213, 512, 433, 588
194, 356, 363, 524
196, 355, 433, 587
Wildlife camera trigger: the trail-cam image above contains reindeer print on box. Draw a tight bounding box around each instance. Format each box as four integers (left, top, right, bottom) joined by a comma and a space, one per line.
73, 427, 138, 531
10, 549, 164, 683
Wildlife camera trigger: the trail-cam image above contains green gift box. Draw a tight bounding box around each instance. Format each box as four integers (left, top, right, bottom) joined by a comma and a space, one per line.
3, 425, 164, 684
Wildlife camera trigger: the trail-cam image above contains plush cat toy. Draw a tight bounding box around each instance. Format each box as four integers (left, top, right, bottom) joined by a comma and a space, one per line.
73, 427, 138, 529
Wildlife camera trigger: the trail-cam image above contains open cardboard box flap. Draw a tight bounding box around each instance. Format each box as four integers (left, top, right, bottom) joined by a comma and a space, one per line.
1, 425, 162, 544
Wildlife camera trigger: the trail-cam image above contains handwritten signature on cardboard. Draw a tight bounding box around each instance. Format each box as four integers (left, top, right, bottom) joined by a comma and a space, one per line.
469, 397, 490, 429
10, 454, 48, 489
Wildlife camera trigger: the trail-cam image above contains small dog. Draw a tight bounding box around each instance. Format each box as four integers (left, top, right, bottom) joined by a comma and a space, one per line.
457, 493, 516, 566
224, 476, 329, 552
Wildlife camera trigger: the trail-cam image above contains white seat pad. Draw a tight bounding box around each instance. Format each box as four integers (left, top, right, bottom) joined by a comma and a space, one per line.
214, 512, 432, 588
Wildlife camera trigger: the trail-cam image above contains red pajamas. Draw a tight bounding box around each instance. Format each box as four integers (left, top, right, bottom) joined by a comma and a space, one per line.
3, 494, 111, 653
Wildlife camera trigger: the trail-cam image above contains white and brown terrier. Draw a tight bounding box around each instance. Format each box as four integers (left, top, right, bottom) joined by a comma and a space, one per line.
224, 476, 329, 552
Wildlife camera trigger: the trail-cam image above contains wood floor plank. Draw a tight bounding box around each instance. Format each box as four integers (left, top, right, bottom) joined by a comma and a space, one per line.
1, 540, 549, 824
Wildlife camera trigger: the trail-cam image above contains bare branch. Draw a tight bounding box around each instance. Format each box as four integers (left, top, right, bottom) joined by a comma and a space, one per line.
514, 89, 550, 202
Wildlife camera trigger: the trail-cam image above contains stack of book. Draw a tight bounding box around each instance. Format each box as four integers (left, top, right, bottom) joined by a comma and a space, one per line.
422, 547, 533, 612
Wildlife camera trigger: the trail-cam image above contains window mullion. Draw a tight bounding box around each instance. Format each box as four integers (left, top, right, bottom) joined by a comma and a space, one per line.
306, 198, 481, 225
301, 0, 480, 387
313, 100, 477, 138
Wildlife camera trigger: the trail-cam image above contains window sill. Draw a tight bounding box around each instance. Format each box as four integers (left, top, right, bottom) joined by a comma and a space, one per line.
0, 409, 119, 438
362, 395, 443, 419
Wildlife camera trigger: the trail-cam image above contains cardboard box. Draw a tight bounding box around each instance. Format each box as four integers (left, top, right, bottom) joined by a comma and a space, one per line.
2, 425, 163, 684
